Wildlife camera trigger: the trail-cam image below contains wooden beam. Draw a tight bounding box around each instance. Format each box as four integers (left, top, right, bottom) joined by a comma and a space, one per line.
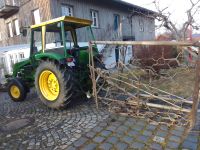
189, 47, 200, 128
91, 41, 196, 46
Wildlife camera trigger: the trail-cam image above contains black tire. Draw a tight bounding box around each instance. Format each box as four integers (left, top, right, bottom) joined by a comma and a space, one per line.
35, 60, 73, 109
8, 78, 27, 102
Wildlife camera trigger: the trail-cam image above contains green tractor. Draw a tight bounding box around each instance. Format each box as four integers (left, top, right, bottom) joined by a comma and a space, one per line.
6, 16, 104, 109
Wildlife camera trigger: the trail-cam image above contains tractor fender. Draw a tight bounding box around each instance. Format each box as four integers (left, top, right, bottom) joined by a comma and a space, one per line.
35, 52, 66, 65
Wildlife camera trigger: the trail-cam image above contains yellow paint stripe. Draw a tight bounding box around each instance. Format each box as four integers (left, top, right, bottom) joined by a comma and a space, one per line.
42, 26, 46, 52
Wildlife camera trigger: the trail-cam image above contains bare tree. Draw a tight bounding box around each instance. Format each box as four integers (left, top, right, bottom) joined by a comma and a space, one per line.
153, 0, 200, 41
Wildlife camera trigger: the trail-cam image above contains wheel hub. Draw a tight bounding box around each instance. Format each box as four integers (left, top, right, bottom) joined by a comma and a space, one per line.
10, 85, 20, 99
48, 74, 59, 94
39, 70, 60, 101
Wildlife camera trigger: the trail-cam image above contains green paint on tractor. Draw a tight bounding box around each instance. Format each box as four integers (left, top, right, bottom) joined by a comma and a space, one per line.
6, 16, 104, 109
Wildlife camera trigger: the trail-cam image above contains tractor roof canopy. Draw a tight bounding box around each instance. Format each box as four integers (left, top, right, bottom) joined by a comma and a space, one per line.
31, 16, 92, 32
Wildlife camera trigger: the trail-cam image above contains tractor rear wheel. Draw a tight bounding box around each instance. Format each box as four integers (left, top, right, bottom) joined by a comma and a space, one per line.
8, 78, 27, 102
35, 61, 73, 109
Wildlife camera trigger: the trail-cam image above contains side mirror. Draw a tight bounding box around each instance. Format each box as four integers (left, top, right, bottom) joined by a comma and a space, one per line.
20, 27, 27, 37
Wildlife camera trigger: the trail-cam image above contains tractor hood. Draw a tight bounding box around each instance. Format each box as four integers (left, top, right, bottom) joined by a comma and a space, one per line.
12, 59, 31, 77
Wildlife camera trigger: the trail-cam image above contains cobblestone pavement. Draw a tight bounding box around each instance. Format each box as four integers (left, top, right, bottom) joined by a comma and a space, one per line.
181, 111, 200, 150
67, 115, 200, 150
0, 91, 109, 149
0, 91, 199, 150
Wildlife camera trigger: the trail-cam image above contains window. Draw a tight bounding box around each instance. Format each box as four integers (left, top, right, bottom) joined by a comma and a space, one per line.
14, 19, 20, 35
19, 52, 25, 60
7, 22, 13, 38
45, 23, 73, 50
149, 20, 154, 33
139, 19, 144, 32
32, 9, 41, 25
90, 10, 99, 28
32, 29, 42, 54
114, 14, 120, 31
61, 4, 73, 16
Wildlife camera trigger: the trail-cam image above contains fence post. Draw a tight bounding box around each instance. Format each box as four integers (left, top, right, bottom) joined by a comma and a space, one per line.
190, 46, 200, 128
89, 42, 99, 109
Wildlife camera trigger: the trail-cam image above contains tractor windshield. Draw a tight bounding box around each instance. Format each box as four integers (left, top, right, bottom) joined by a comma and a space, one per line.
44, 21, 94, 50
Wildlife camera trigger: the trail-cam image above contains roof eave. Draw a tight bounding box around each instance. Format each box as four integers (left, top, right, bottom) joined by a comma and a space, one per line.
113, 0, 157, 16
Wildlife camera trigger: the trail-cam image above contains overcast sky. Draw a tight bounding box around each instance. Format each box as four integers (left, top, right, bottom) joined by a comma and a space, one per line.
124, 0, 200, 33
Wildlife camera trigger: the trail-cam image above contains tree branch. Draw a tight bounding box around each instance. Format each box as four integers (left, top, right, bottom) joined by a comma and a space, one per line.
154, 0, 200, 40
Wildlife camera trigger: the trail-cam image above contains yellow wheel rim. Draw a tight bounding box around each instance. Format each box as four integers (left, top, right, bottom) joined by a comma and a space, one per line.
39, 70, 60, 101
10, 85, 20, 99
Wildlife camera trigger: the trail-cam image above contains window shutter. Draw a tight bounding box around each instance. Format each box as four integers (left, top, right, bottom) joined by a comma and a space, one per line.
8, 22, 13, 37
14, 19, 20, 35
33, 9, 41, 24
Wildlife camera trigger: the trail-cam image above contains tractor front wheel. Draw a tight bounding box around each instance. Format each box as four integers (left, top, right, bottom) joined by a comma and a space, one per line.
35, 61, 73, 109
8, 78, 27, 102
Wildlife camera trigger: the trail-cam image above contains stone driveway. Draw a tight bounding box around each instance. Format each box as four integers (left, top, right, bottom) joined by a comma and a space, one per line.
0, 91, 199, 150
67, 115, 200, 150
0, 91, 109, 149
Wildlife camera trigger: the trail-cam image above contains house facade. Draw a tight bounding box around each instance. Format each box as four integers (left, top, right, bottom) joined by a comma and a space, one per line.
0, 0, 156, 47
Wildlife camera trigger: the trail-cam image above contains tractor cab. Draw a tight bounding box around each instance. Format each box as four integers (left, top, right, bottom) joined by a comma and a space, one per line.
30, 16, 97, 67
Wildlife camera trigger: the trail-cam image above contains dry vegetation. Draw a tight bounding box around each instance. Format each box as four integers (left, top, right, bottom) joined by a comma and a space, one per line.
151, 68, 195, 98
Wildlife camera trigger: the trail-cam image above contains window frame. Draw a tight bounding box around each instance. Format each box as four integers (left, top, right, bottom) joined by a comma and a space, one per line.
61, 4, 74, 16
90, 9, 99, 28
31, 29, 42, 54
